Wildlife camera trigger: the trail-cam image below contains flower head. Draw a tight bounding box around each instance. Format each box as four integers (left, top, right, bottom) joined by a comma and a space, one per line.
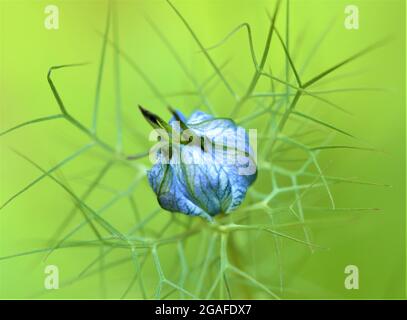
140, 106, 257, 221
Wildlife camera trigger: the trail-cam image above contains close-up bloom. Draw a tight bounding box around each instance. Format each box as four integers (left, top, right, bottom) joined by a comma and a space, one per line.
141, 107, 257, 221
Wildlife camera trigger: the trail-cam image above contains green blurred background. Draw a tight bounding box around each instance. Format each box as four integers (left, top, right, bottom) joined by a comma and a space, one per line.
0, 0, 405, 299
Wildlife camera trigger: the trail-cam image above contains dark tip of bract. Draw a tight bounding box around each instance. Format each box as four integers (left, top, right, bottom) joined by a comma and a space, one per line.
168, 105, 188, 130
139, 104, 172, 133
139, 105, 161, 128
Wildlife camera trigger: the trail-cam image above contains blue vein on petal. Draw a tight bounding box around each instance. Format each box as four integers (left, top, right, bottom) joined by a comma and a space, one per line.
147, 110, 257, 220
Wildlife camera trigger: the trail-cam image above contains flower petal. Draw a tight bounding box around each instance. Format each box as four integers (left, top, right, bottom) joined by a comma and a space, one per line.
147, 109, 257, 220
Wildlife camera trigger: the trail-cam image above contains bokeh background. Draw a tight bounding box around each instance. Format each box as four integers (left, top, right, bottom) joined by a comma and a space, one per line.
0, 0, 405, 299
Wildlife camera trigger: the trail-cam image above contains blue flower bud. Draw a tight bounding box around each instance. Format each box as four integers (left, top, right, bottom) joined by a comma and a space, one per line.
142, 108, 257, 221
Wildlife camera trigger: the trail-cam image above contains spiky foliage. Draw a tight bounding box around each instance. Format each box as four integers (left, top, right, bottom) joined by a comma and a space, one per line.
0, 0, 386, 299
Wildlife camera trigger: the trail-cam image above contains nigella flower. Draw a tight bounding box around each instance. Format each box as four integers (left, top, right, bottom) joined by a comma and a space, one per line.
139, 106, 257, 221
